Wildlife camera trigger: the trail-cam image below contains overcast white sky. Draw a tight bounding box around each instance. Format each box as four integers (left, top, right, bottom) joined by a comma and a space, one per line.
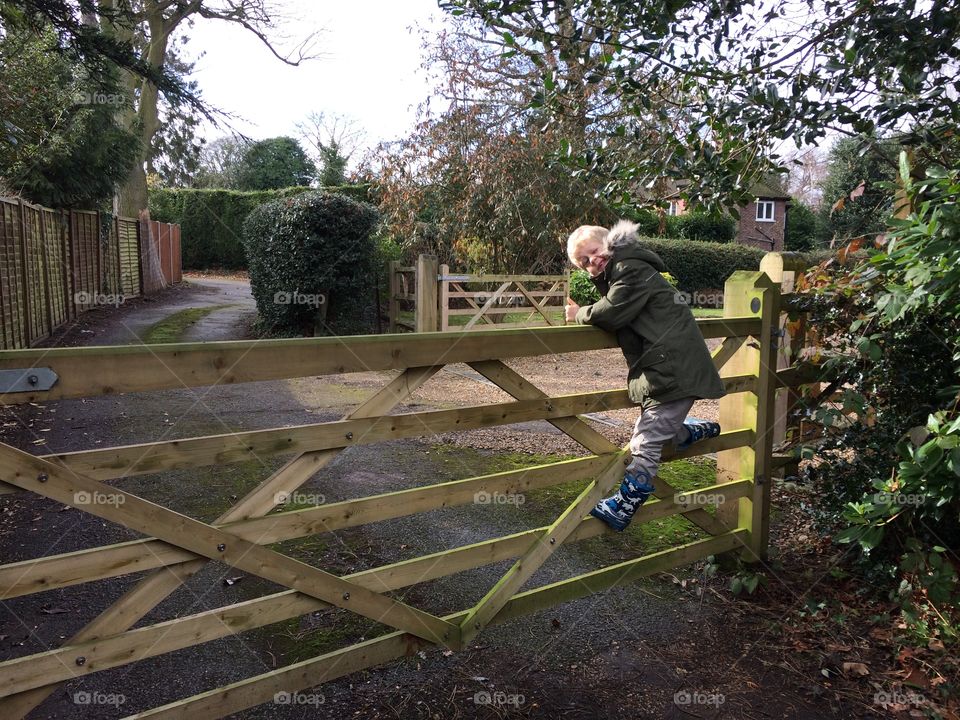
184, 0, 445, 154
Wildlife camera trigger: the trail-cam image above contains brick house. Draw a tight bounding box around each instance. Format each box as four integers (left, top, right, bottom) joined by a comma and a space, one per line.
666, 181, 791, 251
734, 181, 791, 251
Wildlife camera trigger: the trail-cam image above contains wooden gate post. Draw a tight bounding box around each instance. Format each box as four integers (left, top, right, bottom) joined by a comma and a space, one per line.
715, 270, 779, 561
439, 264, 450, 331
415, 254, 439, 333
388, 261, 399, 333
759, 252, 806, 453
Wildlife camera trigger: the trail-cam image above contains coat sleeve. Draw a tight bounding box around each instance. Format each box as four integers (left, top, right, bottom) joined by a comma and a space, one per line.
574, 261, 656, 331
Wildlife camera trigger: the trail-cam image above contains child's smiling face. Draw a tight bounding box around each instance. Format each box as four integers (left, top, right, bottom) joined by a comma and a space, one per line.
575, 238, 609, 277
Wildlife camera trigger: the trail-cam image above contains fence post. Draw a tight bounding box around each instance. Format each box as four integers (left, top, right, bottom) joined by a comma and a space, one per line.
114, 216, 123, 296
17, 199, 32, 347
136, 217, 145, 296
415, 254, 439, 333
63, 210, 75, 320
95, 210, 103, 293
0, 202, 9, 349
38, 209, 54, 337
716, 270, 779, 561
439, 264, 450, 332
388, 261, 399, 333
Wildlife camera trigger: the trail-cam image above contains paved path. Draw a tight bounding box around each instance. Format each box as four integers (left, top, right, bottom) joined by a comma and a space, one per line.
65, 275, 257, 346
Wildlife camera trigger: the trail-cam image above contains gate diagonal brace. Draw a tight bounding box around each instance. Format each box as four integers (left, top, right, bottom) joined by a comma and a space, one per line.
0, 442, 459, 650
459, 449, 629, 645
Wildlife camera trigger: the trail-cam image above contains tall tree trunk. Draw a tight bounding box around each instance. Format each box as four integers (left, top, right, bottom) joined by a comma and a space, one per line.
110, 1, 177, 218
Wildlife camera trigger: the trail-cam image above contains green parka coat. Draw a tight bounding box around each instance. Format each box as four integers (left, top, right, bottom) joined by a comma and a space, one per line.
575, 241, 726, 408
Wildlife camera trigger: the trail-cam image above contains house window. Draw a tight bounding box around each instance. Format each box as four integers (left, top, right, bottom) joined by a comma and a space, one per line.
756, 200, 775, 222
668, 200, 682, 216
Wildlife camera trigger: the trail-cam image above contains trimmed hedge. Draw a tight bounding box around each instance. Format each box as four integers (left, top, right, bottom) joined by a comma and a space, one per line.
666, 213, 735, 243
149, 184, 373, 270
636, 237, 766, 292
622, 208, 736, 243
242, 191, 381, 336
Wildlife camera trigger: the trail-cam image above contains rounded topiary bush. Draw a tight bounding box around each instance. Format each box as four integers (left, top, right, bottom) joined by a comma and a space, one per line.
242, 191, 381, 336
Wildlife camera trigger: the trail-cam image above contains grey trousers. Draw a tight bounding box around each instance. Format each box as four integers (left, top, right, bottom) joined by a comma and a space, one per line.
625, 397, 695, 479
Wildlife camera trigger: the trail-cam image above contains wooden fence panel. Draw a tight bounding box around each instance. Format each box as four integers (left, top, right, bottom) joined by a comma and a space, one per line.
439, 271, 569, 331
22, 203, 49, 344
0, 198, 179, 348
153, 219, 182, 285
118, 216, 141, 297
391, 255, 571, 333
101, 212, 120, 296
72, 210, 98, 312
41, 209, 68, 331
387, 261, 416, 332
0, 201, 26, 348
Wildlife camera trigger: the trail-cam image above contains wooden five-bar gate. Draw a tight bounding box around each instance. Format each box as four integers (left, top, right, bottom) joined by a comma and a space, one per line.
0, 266, 801, 718
388, 255, 569, 333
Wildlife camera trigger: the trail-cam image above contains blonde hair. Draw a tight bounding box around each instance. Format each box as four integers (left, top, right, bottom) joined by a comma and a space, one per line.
566, 225, 608, 266
566, 220, 640, 266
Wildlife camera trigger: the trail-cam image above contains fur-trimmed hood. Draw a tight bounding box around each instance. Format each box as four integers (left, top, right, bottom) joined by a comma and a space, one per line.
605, 220, 668, 273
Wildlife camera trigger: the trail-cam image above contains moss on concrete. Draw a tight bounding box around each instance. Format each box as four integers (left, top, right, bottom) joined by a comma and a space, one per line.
142, 305, 233, 344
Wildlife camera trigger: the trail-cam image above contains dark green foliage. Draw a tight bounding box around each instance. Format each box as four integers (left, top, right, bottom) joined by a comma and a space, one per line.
785, 201, 822, 252
149, 186, 370, 269
619, 208, 734, 242
620, 207, 661, 236
317, 141, 348, 186
0, 0, 202, 112
633, 237, 766, 292
569, 269, 600, 305
149, 187, 313, 269
146, 37, 205, 187
322, 183, 374, 204
234, 137, 316, 191
818, 136, 898, 245
664, 213, 736, 243
790, 158, 960, 639
242, 191, 381, 336
0, 26, 139, 208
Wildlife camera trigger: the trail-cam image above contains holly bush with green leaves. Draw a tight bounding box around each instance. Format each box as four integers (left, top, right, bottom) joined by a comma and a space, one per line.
790, 154, 960, 644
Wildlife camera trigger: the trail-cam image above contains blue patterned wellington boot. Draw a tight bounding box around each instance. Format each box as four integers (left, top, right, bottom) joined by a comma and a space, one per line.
676, 417, 721, 450
589, 468, 656, 532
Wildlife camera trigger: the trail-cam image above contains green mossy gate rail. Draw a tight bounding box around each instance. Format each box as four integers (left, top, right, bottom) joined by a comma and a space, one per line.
0, 263, 799, 719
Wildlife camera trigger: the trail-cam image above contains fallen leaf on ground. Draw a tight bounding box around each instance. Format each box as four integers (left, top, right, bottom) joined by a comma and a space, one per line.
842, 662, 869, 677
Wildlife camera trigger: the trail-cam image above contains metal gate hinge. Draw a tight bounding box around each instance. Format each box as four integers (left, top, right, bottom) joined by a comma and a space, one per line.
0, 368, 59, 393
